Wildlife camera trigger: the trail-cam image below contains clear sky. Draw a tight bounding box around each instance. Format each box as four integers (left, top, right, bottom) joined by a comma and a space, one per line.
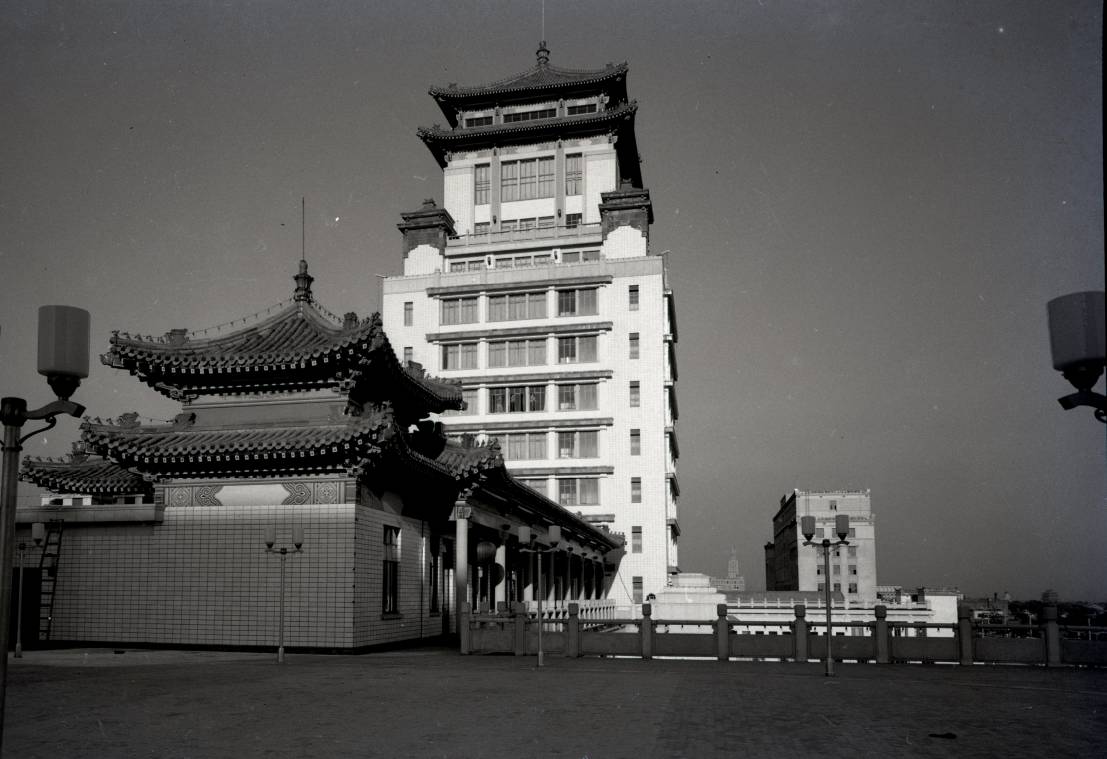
2, 1, 1103, 600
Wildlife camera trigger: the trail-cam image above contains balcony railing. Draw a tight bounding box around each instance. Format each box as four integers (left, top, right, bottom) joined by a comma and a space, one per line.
449, 222, 602, 248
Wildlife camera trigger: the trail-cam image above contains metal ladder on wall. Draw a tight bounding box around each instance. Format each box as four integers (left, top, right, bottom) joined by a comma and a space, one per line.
38, 520, 65, 642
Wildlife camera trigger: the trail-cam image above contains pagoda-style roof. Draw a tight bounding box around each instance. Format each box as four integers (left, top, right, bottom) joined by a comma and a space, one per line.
79, 407, 399, 479
20, 453, 150, 497
101, 261, 462, 421
429, 42, 628, 122
418, 102, 640, 174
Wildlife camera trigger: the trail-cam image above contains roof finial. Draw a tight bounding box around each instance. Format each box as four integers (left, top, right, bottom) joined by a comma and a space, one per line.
537, 40, 550, 66
293, 259, 314, 303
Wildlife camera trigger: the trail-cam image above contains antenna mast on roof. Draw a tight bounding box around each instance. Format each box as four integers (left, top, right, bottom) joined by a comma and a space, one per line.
541, 0, 545, 42
301, 196, 306, 263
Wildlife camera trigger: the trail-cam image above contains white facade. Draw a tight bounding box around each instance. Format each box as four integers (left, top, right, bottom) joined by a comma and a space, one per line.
383, 88, 678, 610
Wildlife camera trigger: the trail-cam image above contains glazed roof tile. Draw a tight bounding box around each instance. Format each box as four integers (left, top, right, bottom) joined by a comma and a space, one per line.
429, 60, 628, 99
20, 455, 149, 496
81, 408, 395, 463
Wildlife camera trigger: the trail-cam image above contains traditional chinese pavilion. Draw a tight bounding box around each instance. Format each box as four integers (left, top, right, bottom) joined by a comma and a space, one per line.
18, 262, 622, 651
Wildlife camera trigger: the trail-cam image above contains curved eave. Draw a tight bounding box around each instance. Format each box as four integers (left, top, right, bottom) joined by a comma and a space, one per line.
429, 62, 629, 123
418, 103, 638, 168
478, 471, 623, 553
20, 458, 151, 497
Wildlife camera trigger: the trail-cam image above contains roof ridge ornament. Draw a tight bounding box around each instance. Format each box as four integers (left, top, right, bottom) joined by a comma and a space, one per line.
537, 40, 549, 67
293, 259, 314, 303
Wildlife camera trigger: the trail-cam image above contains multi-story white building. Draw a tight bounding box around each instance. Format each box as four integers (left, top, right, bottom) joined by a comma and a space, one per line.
382, 43, 679, 608
764, 489, 878, 602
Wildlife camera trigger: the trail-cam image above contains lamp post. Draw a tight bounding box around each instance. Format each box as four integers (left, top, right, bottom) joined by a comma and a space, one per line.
801, 513, 850, 677
1047, 291, 1105, 423
264, 524, 304, 663
14, 523, 45, 659
1, 305, 90, 742
518, 524, 561, 668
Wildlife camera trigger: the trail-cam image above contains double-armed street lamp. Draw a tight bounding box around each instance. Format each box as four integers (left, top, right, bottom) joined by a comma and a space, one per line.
1047, 290, 1105, 423
518, 524, 561, 668
1, 305, 90, 741
14, 523, 45, 659
264, 524, 304, 663
801, 513, 850, 677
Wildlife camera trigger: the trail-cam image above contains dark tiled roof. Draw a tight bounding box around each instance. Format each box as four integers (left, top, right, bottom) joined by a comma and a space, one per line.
20, 456, 150, 496
105, 301, 373, 376
419, 101, 637, 146
80, 408, 397, 477
430, 61, 628, 101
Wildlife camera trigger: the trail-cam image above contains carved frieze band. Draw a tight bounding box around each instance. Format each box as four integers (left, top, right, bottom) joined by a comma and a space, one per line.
281, 481, 343, 505
165, 485, 224, 507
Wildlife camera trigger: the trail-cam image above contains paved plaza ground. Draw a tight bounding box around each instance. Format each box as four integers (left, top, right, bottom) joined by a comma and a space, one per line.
5, 646, 1106, 758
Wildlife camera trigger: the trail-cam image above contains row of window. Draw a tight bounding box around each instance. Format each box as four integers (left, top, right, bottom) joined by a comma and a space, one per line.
444, 381, 642, 416
474, 154, 584, 204
463, 103, 596, 129
498, 428, 644, 460
513, 476, 644, 507
817, 582, 860, 594
815, 565, 859, 576
447, 248, 599, 274
441, 334, 627, 370
440, 287, 601, 325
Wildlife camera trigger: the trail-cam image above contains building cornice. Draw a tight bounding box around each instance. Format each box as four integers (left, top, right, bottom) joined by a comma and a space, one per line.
427, 321, 612, 343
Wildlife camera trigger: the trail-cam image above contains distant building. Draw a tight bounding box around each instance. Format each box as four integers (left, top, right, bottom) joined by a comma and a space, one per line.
710, 549, 746, 592
764, 489, 877, 602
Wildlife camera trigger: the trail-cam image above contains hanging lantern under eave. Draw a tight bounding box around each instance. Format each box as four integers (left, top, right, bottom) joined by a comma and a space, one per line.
475, 540, 497, 565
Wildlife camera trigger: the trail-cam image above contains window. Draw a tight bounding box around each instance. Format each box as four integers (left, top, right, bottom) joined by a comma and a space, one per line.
816, 566, 823, 576
466, 115, 494, 128
631, 526, 642, 554
501, 157, 555, 201
503, 107, 556, 123
556, 383, 598, 411
403, 301, 413, 326
829, 499, 838, 511
474, 164, 490, 204
847, 546, 857, 558
403, 347, 413, 364
817, 583, 825, 593
558, 478, 599, 506
561, 249, 599, 264
444, 387, 479, 416
488, 384, 545, 413
488, 292, 546, 321
629, 285, 639, 311
849, 565, 857, 575
441, 343, 477, 370
848, 528, 857, 538
816, 528, 825, 539
557, 430, 598, 459
629, 332, 640, 359
833, 583, 842, 592
450, 259, 484, 271
848, 582, 858, 594
633, 576, 643, 605
629, 381, 640, 407
557, 288, 598, 316
504, 432, 547, 461
833, 565, 841, 575
488, 338, 546, 368
565, 212, 582, 229
630, 429, 641, 455
473, 222, 490, 236
382, 525, 400, 614
557, 335, 598, 364
631, 477, 642, 503
566, 153, 583, 195
567, 103, 597, 115
429, 549, 440, 613
440, 297, 478, 325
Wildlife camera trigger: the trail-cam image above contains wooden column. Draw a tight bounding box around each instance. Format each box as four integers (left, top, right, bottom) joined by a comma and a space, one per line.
451, 504, 471, 626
